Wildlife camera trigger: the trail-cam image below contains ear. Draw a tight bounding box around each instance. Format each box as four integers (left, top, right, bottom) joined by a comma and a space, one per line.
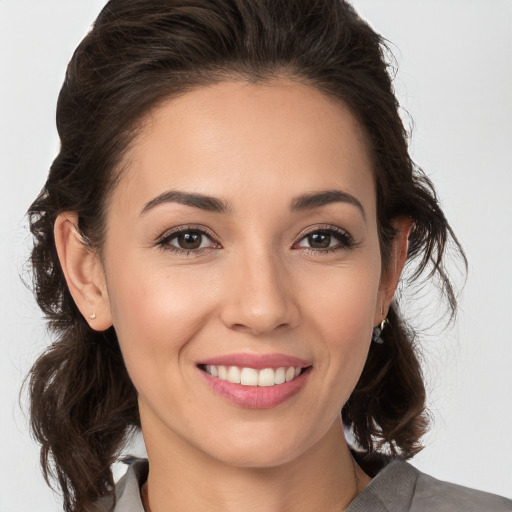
54, 212, 113, 331
374, 216, 413, 325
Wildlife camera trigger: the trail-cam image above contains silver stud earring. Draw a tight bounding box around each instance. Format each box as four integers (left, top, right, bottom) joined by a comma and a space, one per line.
372, 318, 388, 344
89, 312, 97, 320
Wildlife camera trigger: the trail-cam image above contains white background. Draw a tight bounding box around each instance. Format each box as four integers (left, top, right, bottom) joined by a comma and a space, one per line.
1, 1, 511, 510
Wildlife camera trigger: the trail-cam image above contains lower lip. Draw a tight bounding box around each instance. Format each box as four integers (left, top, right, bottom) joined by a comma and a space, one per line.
198, 367, 311, 409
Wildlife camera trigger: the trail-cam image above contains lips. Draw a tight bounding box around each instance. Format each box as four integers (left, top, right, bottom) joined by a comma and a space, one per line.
197, 352, 312, 369
196, 353, 313, 409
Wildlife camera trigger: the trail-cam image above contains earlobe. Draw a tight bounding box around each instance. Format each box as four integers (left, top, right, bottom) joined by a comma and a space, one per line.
375, 216, 413, 323
54, 212, 113, 331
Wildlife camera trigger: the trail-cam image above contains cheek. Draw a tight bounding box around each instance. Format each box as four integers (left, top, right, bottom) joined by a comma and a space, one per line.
300, 259, 381, 400
301, 259, 381, 337
106, 259, 219, 380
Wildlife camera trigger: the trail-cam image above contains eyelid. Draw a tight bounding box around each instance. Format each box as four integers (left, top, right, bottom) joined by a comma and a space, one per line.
156, 224, 218, 241
293, 224, 354, 250
153, 223, 354, 256
294, 223, 353, 241
155, 224, 221, 251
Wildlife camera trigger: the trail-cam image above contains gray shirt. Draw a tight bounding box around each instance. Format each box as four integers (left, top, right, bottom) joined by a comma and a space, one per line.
94, 458, 511, 511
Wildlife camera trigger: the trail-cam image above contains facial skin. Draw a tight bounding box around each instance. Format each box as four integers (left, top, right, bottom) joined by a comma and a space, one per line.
55, 79, 410, 511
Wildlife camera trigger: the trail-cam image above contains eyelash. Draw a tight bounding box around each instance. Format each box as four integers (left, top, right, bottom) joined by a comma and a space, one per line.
155, 224, 354, 257
294, 224, 355, 255
155, 225, 219, 257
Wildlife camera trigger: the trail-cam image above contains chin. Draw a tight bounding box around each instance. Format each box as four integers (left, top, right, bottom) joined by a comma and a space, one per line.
197, 420, 327, 470
212, 444, 302, 469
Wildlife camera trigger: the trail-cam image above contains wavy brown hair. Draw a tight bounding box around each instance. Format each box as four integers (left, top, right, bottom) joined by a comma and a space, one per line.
27, 0, 465, 510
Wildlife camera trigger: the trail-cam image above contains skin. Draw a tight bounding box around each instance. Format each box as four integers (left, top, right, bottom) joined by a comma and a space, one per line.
55, 79, 411, 512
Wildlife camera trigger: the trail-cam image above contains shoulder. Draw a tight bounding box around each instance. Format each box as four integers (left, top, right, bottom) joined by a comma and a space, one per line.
348, 459, 512, 512
412, 466, 512, 512
90, 458, 149, 512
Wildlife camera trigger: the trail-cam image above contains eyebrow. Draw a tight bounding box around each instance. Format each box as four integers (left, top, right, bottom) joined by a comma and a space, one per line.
291, 189, 366, 219
140, 188, 365, 219
140, 190, 232, 216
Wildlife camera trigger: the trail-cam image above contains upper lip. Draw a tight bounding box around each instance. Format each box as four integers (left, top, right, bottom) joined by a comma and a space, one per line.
197, 352, 312, 370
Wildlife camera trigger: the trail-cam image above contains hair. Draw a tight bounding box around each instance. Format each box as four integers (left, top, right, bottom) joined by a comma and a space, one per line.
27, 0, 465, 510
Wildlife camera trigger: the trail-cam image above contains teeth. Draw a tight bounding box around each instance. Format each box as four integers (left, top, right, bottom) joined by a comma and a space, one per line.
285, 367, 295, 382
208, 364, 218, 378
258, 368, 275, 387
240, 367, 258, 386
217, 365, 227, 380
205, 365, 304, 386
274, 367, 286, 384
227, 366, 241, 384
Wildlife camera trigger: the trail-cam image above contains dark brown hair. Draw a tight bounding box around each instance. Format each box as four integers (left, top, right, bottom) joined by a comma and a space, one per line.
27, 0, 465, 510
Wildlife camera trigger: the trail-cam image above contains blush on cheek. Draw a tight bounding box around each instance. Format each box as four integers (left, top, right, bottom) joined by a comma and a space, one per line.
311, 285, 372, 332
112, 270, 216, 360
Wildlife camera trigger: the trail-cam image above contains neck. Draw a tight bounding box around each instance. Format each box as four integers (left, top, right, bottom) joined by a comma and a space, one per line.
141, 417, 371, 512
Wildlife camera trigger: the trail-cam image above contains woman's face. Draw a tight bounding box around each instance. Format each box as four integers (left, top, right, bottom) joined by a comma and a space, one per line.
99, 79, 396, 467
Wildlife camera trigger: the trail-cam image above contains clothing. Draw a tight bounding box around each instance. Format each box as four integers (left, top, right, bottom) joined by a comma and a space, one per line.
93, 458, 511, 511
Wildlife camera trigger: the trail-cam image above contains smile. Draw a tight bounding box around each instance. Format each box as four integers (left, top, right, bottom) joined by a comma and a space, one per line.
197, 355, 313, 408
202, 364, 303, 387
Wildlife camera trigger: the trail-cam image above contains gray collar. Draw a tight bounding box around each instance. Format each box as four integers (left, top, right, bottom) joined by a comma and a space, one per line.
103, 458, 418, 512
347, 460, 418, 512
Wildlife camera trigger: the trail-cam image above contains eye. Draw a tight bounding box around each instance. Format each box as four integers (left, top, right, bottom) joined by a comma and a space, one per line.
156, 226, 220, 254
171, 230, 209, 250
294, 227, 354, 252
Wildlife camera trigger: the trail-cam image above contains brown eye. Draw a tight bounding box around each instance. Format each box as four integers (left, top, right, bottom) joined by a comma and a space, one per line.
157, 228, 218, 253
295, 227, 354, 253
307, 232, 331, 249
175, 231, 203, 249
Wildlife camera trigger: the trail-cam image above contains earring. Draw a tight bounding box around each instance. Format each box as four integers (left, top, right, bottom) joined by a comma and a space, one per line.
372, 318, 388, 344
89, 312, 97, 320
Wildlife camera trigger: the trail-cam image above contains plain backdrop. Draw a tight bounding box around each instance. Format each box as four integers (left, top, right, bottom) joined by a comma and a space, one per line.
1, 1, 511, 510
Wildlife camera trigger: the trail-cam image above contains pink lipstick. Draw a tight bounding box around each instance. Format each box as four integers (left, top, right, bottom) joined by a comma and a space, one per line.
196, 353, 312, 409
198, 352, 311, 370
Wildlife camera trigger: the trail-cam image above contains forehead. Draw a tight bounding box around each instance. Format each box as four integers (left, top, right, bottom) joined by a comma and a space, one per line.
111, 79, 376, 218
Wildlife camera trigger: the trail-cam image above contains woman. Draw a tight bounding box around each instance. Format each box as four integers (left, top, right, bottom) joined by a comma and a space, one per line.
26, 0, 511, 511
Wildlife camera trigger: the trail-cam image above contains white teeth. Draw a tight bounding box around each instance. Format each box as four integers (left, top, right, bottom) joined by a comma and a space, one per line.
285, 367, 296, 382
240, 367, 258, 386
258, 368, 275, 387
227, 366, 241, 384
217, 365, 227, 380
204, 364, 304, 386
274, 367, 286, 384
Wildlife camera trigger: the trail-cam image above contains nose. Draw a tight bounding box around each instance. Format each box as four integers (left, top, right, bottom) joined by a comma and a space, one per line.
219, 248, 300, 336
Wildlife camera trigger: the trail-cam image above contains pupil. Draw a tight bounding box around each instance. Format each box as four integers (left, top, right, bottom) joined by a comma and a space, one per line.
178, 232, 202, 249
309, 232, 330, 249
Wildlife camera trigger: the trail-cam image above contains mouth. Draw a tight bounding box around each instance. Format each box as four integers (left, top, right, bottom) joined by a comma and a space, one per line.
198, 363, 311, 387
196, 360, 313, 409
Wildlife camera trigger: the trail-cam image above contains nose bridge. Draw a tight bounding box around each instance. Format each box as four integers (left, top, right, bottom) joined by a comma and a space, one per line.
220, 241, 298, 335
